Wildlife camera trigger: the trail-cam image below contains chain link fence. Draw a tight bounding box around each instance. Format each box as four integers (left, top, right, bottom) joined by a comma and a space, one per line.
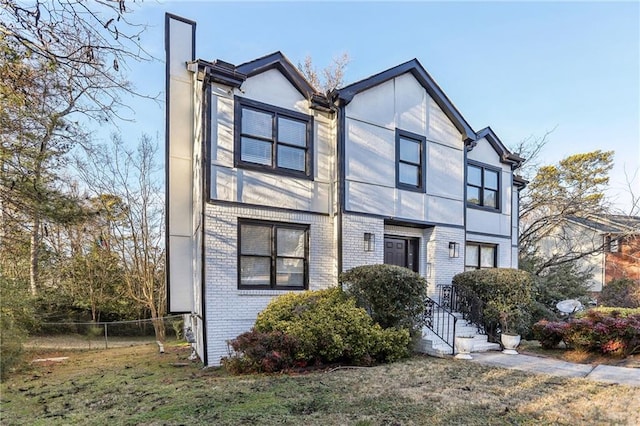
26, 315, 186, 350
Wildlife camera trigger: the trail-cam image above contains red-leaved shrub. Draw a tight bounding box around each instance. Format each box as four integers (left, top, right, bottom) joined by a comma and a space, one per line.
532, 320, 568, 349
222, 330, 301, 374
533, 310, 640, 357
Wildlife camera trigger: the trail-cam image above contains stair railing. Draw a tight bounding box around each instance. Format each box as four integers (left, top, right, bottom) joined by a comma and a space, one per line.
422, 297, 457, 355
439, 283, 486, 334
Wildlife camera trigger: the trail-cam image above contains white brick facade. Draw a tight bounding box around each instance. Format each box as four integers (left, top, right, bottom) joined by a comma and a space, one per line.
203, 203, 336, 365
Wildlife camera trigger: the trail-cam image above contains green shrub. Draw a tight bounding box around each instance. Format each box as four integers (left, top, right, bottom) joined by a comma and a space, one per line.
340, 264, 428, 333
599, 278, 640, 308
253, 288, 410, 367
0, 315, 25, 380
0, 276, 36, 379
585, 307, 640, 318
453, 268, 533, 338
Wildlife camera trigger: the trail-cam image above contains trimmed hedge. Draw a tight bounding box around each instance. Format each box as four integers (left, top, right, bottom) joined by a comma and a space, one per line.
223, 288, 411, 373
452, 268, 533, 337
340, 264, 428, 333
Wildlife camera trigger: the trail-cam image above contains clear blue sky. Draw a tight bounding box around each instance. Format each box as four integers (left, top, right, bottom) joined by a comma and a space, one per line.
107, 1, 640, 213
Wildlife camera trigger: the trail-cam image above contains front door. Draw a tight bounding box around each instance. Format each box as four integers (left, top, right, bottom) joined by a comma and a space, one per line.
384, 237, 418, 272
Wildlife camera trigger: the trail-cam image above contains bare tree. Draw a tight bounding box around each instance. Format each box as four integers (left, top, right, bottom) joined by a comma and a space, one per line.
76, 134, 166, 341
298, 52, 350, 93
1, 0, 152, 117
1, 1, 151, 295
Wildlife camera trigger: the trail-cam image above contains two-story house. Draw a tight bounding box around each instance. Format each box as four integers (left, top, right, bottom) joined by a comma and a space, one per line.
165, 14, 524, 366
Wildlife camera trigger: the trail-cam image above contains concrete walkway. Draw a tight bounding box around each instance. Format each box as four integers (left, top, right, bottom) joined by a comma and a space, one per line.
469, 351, 640, 387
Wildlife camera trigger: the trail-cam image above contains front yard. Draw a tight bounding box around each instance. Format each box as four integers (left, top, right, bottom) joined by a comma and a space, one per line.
1, 343, 639, 425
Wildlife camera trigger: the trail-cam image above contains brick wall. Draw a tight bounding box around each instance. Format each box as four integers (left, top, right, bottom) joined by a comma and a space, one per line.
203, 203, 336, 365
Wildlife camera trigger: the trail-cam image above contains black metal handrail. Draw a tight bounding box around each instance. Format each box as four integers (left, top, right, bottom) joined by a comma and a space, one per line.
439, 284, 485, 335
422, 297, 457, 355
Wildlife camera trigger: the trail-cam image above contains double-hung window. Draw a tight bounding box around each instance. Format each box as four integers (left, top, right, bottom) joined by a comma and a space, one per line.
235, 97, 313, 178
467, 162, 500, 209
465, 243, 497, 271
396, 129, 426, 192
238, 220, 309, 290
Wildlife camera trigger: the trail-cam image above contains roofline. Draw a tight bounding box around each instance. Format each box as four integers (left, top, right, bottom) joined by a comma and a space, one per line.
335, 59, 476, 142
513, 174, 528, 189
475, 126, 525, 169
236, 51, 317, 100
191, 52, 332, 111
565, 215, 637, 234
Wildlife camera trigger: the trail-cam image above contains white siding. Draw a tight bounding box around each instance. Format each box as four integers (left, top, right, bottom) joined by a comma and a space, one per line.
167, 16, 195, 312
466, 137, 514, 238
240, 69, 308, 114
428, 97, 462, 148
395, 73, 428, 135
208, 73, 334, 214
426, 142, 464, 200
344, 72, 465, 224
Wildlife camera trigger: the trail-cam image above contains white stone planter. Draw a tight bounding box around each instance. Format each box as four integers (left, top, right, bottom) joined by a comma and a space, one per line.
501, 333, 521, 355
454, 336, 475, 359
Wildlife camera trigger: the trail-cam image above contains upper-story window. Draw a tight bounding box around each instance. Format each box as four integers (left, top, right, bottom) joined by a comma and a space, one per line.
234, 97, 313, 179
396, 129, 426, 192
467, 162, 500, 209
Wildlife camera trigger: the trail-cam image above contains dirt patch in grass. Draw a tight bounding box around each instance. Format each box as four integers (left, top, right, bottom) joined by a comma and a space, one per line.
2, 344, 639, 425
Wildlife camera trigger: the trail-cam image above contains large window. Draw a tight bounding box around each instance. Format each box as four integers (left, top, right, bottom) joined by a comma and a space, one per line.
465, 243, 497, 271
238, 220, 309, 290
234, 97, 313, 178
396, 129, 426, 192
467, 163, 500, 209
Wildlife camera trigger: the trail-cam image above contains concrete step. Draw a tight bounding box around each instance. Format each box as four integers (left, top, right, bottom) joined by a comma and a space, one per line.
418, 308, 500, 357
471, 341, 501, 352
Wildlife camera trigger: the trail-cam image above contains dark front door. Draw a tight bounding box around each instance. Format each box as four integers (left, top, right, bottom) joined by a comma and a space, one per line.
384, 237, 418, 272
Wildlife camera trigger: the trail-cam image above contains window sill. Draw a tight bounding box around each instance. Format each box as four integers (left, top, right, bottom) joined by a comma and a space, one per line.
237, 289, 305, 296
466, 203, 501, 213
235, 161, 313, 181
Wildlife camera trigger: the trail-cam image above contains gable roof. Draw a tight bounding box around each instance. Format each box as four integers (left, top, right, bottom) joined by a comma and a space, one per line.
335, 59, 476, 143
236, 51, 317, 100
567, 215, 640, 234
474, 127, 525, 169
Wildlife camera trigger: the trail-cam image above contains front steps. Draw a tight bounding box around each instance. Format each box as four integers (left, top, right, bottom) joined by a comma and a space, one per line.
417, 312, 500, 358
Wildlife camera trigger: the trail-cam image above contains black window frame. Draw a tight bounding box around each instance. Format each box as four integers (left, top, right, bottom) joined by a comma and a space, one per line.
234, 96, 314, 180
465, 242, 497, 270
237, 219, 309, 290
466, 161, 501, 211
395, 129, 426, 192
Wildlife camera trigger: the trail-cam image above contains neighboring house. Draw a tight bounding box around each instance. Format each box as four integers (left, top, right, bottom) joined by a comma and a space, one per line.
165, 14, 525, 366
548, 215, 640, 292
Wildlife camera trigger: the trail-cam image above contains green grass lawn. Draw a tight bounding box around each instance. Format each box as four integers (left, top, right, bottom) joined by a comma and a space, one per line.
1, 343, 639, 425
